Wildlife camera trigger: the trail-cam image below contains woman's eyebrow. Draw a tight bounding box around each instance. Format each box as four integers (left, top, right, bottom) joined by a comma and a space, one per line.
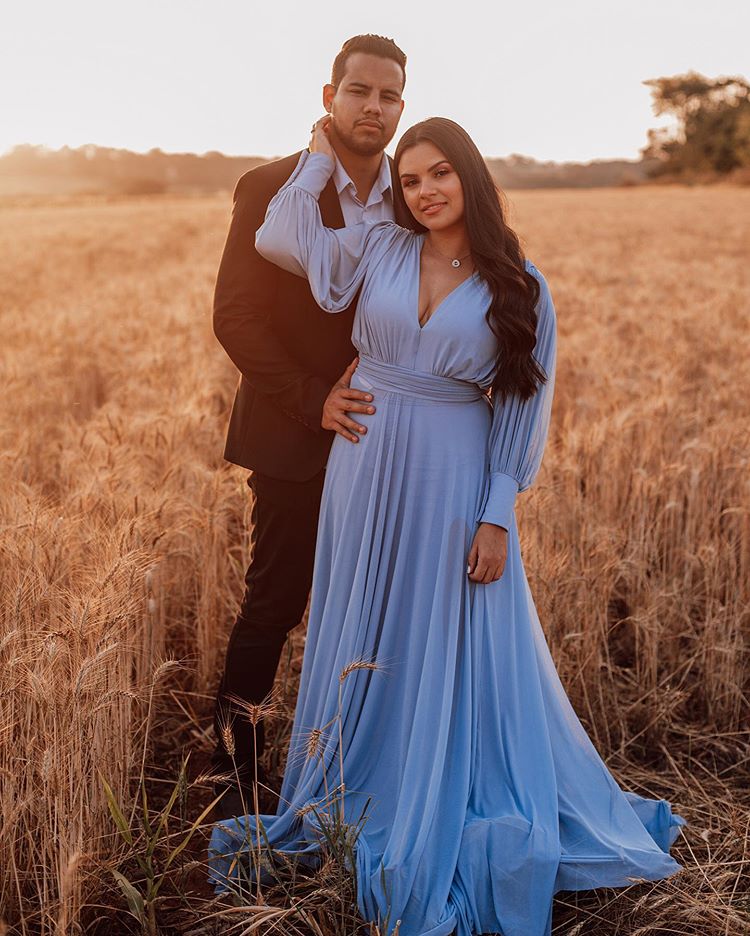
400, 161, 450, 179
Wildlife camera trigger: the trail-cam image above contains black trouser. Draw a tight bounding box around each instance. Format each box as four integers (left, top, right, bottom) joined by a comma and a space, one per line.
211, 468, 326, 790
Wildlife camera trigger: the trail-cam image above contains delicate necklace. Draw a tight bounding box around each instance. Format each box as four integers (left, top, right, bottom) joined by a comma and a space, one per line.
425, 238, 472, 268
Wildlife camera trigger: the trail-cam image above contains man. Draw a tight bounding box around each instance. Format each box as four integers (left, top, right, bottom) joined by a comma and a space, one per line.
211, 34, 409, 816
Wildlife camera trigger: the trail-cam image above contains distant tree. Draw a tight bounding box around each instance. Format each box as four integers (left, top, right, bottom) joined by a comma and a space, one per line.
642, 72, 750, 176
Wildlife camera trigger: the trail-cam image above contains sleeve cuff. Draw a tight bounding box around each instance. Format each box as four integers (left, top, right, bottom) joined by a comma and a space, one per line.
478, 472, 519, 530
289, 151, 335, 198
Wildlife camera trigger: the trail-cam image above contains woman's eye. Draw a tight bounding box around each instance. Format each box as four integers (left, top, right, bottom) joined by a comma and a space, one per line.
403, 180, 417, 188
435, 168, 449, 177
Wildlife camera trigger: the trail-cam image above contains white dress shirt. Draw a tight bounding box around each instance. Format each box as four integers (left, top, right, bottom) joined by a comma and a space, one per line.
331, 150, 395, 226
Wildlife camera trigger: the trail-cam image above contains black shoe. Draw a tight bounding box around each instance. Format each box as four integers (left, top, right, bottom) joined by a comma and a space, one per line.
213, 783, 252, 821
212, 762, 274, 820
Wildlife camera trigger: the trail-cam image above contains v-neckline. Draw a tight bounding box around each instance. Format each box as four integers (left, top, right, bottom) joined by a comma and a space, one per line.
415, 235, 478, 331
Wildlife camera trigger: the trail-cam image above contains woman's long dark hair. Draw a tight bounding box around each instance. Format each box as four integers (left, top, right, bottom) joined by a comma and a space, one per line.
393, 117, 547, 403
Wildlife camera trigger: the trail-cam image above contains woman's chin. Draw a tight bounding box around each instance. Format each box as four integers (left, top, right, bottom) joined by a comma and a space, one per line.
420, 215, 458, 233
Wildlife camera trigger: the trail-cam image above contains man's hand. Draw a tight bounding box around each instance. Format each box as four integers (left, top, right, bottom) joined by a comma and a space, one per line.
322, 357, 376, 443
467, 523, 508, 584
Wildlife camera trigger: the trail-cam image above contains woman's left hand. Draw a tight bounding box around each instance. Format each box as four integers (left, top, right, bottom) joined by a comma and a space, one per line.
467, 523, 508, 584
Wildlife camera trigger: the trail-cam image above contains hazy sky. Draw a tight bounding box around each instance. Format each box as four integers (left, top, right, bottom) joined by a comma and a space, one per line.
2, 0, 748, 162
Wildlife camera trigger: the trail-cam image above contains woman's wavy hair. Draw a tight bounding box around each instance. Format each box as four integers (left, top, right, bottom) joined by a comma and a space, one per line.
393, 117, 547, 403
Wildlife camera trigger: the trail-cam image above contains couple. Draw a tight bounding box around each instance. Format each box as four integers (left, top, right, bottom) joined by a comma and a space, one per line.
207, 34, 685, 936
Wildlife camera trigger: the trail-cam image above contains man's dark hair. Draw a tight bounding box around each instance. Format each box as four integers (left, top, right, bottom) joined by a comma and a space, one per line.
331, 34, 407, 90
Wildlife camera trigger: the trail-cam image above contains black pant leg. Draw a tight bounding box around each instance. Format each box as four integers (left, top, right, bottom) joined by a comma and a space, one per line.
211, 468, 325, 788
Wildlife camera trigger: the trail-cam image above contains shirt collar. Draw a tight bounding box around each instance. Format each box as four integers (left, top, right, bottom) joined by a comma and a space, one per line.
332, 150, 392, 203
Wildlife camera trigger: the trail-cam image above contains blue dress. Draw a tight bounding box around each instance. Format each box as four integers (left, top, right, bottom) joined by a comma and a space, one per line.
208, 152, 686, 936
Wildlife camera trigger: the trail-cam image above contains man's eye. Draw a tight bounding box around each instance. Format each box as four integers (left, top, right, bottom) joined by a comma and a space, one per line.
350, 88, 365, 95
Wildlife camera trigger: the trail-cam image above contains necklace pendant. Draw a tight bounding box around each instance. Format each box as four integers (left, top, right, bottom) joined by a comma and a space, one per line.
451, 258, 461, 268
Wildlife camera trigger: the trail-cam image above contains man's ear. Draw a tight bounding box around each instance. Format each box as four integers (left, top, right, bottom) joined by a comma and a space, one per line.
323, 83, 336, 114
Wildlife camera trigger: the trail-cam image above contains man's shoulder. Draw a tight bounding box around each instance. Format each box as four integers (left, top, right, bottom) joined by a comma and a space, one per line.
233, 151, 305, 201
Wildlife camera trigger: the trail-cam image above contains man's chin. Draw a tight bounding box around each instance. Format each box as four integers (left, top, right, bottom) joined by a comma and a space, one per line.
352, 142, 388, 157
338, 130, 390, 157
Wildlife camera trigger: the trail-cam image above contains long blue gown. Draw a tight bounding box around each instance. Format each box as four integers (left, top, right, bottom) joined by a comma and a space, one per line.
208, 152, 686, 936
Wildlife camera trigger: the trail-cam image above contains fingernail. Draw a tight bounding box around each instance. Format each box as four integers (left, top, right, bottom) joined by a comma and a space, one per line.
368, 407, 375, 413
365, 395, 373, 401
360, 426, 366, 433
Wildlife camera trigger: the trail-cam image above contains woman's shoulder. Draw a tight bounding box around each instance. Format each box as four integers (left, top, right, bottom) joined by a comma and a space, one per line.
369, 219, 417, 240
524, 259, 556, 335
524, 256, 546, 282
524, 257, 554, 300
364, 219, 418, 253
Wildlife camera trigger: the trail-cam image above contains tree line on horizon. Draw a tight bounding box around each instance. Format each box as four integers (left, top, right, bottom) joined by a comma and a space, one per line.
1, 73, 747, 197
0, 143, 652, 197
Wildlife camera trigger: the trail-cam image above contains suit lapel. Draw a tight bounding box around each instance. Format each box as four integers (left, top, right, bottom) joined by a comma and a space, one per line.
319, 178, 345, 230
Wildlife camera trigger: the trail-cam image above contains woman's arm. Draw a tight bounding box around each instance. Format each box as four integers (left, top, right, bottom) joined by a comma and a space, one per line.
468, 263, 558, 583
480, 262, 557, 529
255, 150, 396, 313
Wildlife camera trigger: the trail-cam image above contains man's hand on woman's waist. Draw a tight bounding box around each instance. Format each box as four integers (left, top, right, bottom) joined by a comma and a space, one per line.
322, 357, 376, 443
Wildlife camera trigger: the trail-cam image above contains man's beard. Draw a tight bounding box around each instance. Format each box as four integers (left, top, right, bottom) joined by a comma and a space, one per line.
333, 121, 390, 157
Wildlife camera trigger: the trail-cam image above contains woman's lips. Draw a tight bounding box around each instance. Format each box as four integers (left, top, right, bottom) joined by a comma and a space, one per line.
421, 202, 446, 216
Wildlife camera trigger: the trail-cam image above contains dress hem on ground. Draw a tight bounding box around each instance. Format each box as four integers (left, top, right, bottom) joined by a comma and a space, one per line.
208, 798, 686, 936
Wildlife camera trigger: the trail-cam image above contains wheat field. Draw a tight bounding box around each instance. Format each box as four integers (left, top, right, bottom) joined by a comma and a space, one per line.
0, 186, 748, 935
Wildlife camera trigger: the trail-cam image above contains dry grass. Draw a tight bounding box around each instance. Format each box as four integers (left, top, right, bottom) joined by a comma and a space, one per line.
0, 186, 748, 934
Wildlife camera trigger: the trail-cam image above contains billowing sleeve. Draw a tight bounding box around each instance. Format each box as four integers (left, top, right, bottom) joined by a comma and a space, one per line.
478, 262, 557, 531
255, 150, 396, 313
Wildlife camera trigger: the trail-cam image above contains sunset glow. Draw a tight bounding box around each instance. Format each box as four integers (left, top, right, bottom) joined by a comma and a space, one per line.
3, 0, 748, 162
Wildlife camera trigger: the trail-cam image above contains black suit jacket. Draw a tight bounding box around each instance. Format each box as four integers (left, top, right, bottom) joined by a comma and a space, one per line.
213, 150, 410, 482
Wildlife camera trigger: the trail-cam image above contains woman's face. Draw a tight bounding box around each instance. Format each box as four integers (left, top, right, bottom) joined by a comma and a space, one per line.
398, 141, 465, 232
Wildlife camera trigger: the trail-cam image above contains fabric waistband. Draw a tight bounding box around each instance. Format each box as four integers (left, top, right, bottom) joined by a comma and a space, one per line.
355, 355, 483, 403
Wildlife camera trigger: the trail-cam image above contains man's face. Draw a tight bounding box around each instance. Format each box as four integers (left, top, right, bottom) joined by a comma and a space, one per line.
323, 52, 405, 157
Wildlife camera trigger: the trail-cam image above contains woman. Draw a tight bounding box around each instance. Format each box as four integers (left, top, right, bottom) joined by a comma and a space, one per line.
208, 117, 685, 936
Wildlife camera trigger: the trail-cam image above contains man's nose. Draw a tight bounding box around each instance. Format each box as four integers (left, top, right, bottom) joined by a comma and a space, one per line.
363, 93, 383, 115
